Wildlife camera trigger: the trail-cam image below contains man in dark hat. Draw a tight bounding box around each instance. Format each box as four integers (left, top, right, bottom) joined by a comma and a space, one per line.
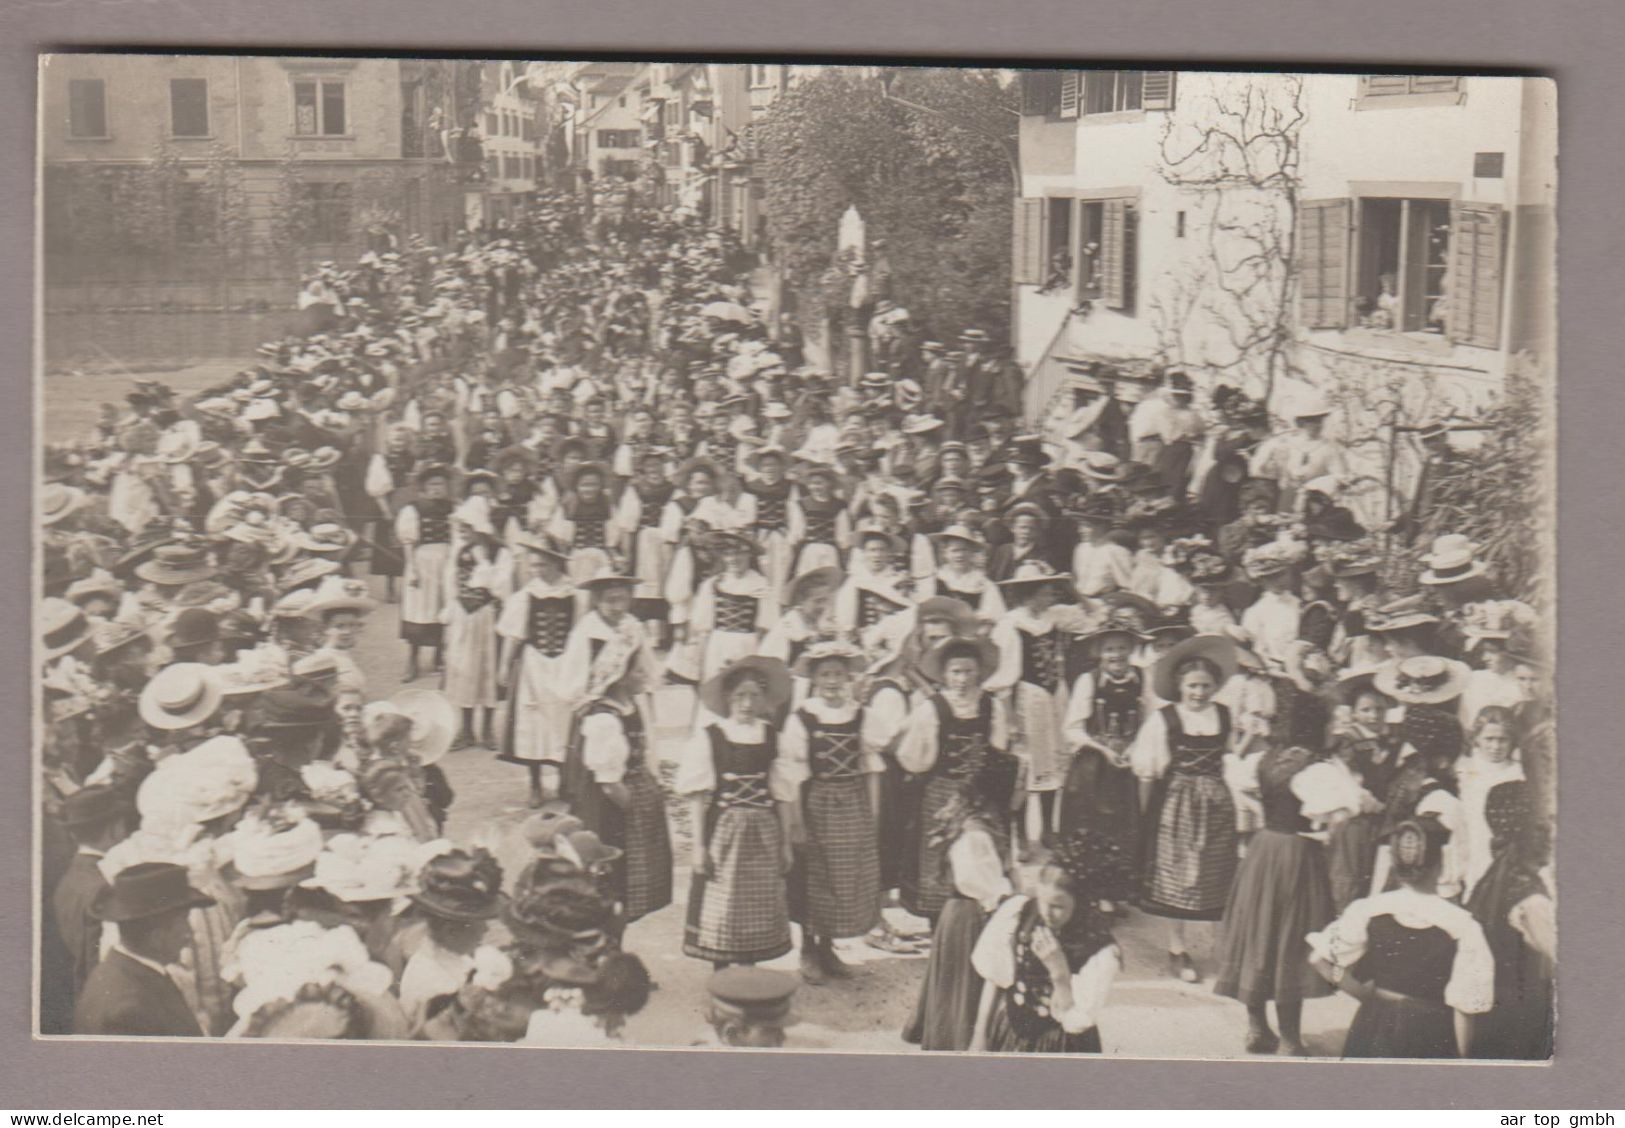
166, 608, 226, 666
52, 786, 134, 1002
74, 862, 214, 1037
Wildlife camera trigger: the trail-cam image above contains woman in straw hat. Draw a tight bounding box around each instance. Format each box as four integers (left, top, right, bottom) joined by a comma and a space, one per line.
895, 636, 1011, 923
921, 523, 1006, 623
440, 494, 513, 751
1132, 634, 1244, 983
833, 525, 914, 639
786, 461, 851, 578
760, 565, 843, 712
677, 656, 797, 968
495, 532, 580, 806
559, 612, 671, 925
986, 560, 1076, 859
546, 461, 622, 585
743, 444, 797, 593
610, 449, 679, 642
778, 641, 886, 984
1058, 624, 1152, 877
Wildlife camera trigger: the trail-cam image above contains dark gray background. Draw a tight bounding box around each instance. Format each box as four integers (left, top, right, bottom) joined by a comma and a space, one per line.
3, 0, 1620, 1109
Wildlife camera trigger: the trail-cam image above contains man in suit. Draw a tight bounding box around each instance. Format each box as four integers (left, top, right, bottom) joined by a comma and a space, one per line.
51, 786, 133, 1005
73, 862, 213, 1038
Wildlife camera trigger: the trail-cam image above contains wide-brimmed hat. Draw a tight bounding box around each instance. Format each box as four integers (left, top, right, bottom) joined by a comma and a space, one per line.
1098, 590, 1160, 629
915, 595, 979, 636
217, 647, 292, 696
136, 733, 258, 825
1363, 595, 1441, 635
1324, 547, 1382, 580
1374, 655, 1472, 705
303, 576, 377, 619
1243, 540, 1307, 580
229, 810, 324, 891
930, 523, 986, 550
782, 565, 842, 607
135, 544, 217, 586
578, 560, 641, 592
298, 523, 358, 556
998, 558, 1072, 593
1419, 534, 1490, 586
64, 569, 123, 608
303, 833, 440, 903
514, 530, 572, 564
41, 597, 93, 661
167, 607, 222, 651
256, 684, 337, 733
1079, 624, 1152, 655
1305, 507, 1366, 542
41, 483, 90, 527
410, 846, 506, 921
853, 524, 908, 558
699, 655, 794, 718
706, 966, 799, 1028
91, 861, 214, 923
138, 662, 225, 730
998, 437, 1051, 469
1077, 450, 1126, 482
1291, 390, 1333, 420
902, 414, 945, 436
391, 688, 458, 766
791, 639, 866, 679
1152, 634, 1241, 702
918, 635, 1000, 685
279, 557, 341, 594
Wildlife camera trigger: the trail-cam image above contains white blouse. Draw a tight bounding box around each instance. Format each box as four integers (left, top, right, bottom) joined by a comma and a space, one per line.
773, 698, 890, 801
579, 700, 655, 785
985, 607, 1060, 695
1072, 541, 1134, 598
971, 895, 1121, 1035
1129, 703, 1225, 781
950, 827, 1013, 910
674, 717, 788, 797
895, 692, 1010, 774
1305, 887, 1495, 1015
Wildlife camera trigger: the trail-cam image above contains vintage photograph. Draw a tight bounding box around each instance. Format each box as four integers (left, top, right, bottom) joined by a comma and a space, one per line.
35, 55, 1556, 1061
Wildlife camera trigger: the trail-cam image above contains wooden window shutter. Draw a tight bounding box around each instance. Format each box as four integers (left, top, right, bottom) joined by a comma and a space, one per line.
1142, 71, 1177, 111
1361, 75, 1413, 97
1297, 198, 1352, 329
1447, 201, 1507, 349
1101, 198, 1129, 309
1011, 198, 1046, 285
1409, 75, 1462, 94
1059, 73, 1081, 119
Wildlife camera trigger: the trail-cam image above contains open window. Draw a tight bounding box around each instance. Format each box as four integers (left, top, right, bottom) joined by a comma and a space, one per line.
1353, 198, 1451, 334
293, 79, 347, 137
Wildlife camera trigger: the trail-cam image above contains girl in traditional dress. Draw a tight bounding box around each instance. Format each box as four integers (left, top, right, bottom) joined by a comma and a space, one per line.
679, 657, 796, 969
547, 462, 620, 584
395, 464, 455, 682
923, 524, 1006, 624
662, 458, 753, 684
760, 565, 842, 713
611, 450, 677, 644
895, 637, 1012, 924
778, 642, 886, 984
987, 560, 1075, 859
1059, 624, 1151, 892
1309, 816, 1495, 1059
1465, 780, 1553, 1060
968, 829, 1133, 1055
1455, 706, 1526, 901
902, 782, 1015, 1051
1133, 634, 1242, 983
495, 533, 580, 806
1214, 726, 1365, 1056
561, 600, 672, 925
363, 424, 418, 600
786, 463, 850, 576
1325, 676, 1403, 911
440, 495, 510, 750
833, 527, 915, 639
744, 446, 796, 593
689, 531, 778, 695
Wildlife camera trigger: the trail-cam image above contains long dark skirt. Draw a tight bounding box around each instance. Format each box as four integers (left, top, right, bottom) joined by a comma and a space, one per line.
1343, 995, 1458, 1059
1057, 748, 1139, 857
985, 992, 1104, 1054
902, 895, 987, 1051
1140, 773, 1237, 921
1213, 830, 1336, 1005
881, 759, 921, 895
902, 775, 961, 919
569, 768, 674, 924
1469, 949, 1554, 1061
1327, 813, 1382, 912
790, 777, 880, 938
369, 511, 405, 578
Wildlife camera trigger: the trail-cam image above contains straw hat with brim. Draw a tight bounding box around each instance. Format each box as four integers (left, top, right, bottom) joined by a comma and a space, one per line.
1419, 534, 1490, 586
303, 577, 377, 619
1078, 451, 1126, 482
279, 557, 341, 594
514, 531, 573, 564
1373, 656, 1472, 705
1100, 590, 1160, 625
918, 636, 1000, 685
855, 527, 908, 557
217, 652, 291, 696
135, 544, 217, 586
1079, 625, 1152, 656
1363, 600, 1441, 635
391, 688, 458, 766
699, 656, 794, 718
915, 595, 978, 636
91, 862, 215, 923
410, 848, 507, 921
1501, 627, 1545, 669
930, 524, 986, 549
745, 446, 789, 472
782, 565, 843, 607
1148, 622, 1197, 645
1152, 634, 1242, 702
791, 640, 866, 679
1334, 665, 1387, 704
521, 803, 584, 852
300, 524, 357, 556
999, 559, 1072, 593
139, 663, 225, 730
41, 483, 89, 527
557, 830, 624, 870
579, 567, 641, 593
41, 598, 93, 660
167, 608, 222, 651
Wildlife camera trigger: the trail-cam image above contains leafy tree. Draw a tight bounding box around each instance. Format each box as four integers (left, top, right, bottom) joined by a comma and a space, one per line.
755, 67, 1016, 348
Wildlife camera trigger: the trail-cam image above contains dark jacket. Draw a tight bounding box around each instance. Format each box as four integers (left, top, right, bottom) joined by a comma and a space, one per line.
73, 949, 203, 1038
52, 853, 107, 993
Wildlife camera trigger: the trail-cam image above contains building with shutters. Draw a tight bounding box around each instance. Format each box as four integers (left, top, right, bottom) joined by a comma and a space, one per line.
1011, 70, 1556, 443
477, 60, 546, 226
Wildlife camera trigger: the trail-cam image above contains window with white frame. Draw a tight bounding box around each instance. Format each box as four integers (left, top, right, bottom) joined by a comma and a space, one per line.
1084, 71, 1144, 115
293, 79, 347, 136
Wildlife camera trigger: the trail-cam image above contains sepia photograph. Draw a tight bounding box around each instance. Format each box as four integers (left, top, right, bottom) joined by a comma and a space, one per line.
34, 54, 1556, 1062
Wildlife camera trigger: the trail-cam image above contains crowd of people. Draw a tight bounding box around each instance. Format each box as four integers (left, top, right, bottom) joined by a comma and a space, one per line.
39, 188, 1555, 1058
